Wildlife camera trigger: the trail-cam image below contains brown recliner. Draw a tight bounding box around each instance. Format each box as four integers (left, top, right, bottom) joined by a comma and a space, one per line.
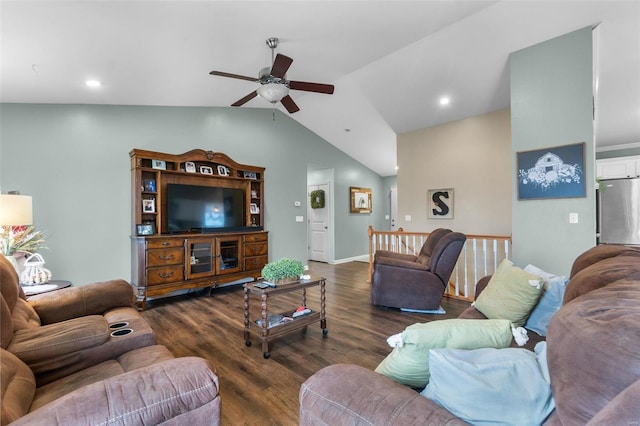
0, 254, 155, 385
371, 230, 467, 310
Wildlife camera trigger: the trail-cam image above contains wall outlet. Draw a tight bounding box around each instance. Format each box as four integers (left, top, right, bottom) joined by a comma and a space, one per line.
295, 215, 304, 222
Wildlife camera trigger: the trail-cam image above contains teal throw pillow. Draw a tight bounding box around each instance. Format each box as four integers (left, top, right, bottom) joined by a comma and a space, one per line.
523, 264, 568, 336
421, 342, 555, 426
374, 319, 512, 389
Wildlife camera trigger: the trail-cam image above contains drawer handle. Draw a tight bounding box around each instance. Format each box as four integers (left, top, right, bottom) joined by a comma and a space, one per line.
159, 272, 174, 278
162, 242, 170, 246
159, 255, 174, 261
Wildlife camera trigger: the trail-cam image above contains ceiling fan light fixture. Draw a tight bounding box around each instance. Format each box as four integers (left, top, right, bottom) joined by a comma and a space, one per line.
257, 83, 289, 103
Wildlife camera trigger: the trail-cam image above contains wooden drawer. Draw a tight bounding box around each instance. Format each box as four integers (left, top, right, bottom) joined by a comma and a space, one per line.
147, 248, 184, 266
244, 233, 267, 243
244, 243, 267, 257
146, 239, 184, 249
244, 256, 267, 271
146, 265, 184, 285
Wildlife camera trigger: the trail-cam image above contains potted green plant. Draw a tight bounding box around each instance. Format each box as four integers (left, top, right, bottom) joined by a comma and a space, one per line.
261, 258, 305, 284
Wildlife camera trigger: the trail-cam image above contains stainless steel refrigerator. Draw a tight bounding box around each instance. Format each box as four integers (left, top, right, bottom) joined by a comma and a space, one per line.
597, 177, 640, 245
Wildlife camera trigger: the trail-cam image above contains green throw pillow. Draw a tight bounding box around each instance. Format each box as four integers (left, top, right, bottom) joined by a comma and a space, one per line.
474, 259, 544, 327
374, 319, 513, 389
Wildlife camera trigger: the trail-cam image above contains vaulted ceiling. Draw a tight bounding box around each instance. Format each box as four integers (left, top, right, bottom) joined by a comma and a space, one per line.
2, 1, 638, 176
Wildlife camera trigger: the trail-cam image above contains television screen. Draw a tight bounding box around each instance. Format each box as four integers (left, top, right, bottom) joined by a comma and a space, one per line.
167, 184, 245, 232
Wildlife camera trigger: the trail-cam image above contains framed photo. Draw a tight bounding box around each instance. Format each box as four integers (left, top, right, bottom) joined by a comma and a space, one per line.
350, 187, 372, 213
428, 188, 454, 219
136, 222, 156, 236
243, 171, 257, 180
199, 166, 213, 175
143, 179, 156, 192
517, 142, 586, 200
250, 203, 260, 214
217, 165, 229, 176
142, 198, 155, 213
152, 160, 166, 170
185, 162, 196, 173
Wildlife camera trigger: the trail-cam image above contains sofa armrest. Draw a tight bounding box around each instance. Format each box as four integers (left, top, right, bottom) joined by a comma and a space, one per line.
11, 357, 220, 426
374, 256, 430, 271
28, 280, 134, 324
8, 316, 110, 364
299, 364, 467, 425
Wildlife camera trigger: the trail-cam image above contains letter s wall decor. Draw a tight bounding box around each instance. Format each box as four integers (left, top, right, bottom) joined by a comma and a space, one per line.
428, 188, 454, 219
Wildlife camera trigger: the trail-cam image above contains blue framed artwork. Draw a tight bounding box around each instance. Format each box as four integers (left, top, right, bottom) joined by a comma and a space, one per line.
517, 142, 585, 200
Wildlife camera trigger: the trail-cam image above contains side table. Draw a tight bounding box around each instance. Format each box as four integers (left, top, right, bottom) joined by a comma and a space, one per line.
243, 276, 327, 359
22, 280, 72, 296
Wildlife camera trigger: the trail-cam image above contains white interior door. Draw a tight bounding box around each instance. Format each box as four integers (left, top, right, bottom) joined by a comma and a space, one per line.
308, 184, 330, 262
390, 185, 398, 231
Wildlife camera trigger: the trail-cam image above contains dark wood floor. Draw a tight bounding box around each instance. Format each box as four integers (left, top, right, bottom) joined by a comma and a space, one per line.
141, 261, 470, 426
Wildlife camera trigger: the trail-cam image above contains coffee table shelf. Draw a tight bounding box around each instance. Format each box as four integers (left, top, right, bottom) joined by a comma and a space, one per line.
243, 276, 327, 358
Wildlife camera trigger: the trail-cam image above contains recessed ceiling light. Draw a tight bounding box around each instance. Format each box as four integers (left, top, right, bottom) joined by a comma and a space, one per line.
439, 96, 450, 106
86, 80, 101, 88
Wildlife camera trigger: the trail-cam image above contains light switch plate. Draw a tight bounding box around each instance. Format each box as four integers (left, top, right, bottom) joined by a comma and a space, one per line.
569, 213, 579, 223
295, 216, 304, 222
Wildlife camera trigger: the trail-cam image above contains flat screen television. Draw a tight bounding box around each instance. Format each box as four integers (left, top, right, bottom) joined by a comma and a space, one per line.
166, 183, 246, 233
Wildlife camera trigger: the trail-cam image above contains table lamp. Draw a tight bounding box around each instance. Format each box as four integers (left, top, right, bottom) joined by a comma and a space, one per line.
0, 194, 34, 226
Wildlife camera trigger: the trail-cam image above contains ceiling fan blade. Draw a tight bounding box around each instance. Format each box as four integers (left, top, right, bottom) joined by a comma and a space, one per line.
231, 91, 258, 107
270, 54, 293, 79
289, 80, 335, 95
209, 70, 258, 82
280, 95, 300, 114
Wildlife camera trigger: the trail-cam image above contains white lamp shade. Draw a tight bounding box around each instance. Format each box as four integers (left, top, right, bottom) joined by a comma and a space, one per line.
256, 83, 289, 103
0, 194, 33, 226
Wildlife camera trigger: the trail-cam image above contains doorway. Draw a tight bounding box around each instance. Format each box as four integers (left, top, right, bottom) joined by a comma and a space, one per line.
307, 183, 330, 262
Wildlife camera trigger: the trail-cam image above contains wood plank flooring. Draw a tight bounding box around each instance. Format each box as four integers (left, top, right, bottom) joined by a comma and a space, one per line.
141, 261, 470, 426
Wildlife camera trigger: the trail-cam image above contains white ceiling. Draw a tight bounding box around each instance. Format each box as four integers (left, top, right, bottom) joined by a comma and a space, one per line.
2, 1, 639, 176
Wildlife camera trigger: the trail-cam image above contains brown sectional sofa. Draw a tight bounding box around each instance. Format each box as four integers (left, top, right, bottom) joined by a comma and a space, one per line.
0, 254, 221, 425
300, 244, 640, 425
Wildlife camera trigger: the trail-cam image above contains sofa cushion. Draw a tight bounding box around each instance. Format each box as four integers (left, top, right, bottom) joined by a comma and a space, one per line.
547, 278, 640, 425
523, 264, 568, 336
0, 348, 36, 425
30, 345, 174, 411
473, 259, 543, 327
8, 315, 110, 364
375, 319, 512, 389
421, 342, 554, 425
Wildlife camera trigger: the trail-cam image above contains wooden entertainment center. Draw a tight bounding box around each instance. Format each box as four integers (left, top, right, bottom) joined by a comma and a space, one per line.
130, 148, 267, 309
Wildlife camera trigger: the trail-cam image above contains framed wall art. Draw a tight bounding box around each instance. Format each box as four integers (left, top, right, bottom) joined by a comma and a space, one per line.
428, 188, 454, 219
350, 187, 372, 213
517, 142, 585, 200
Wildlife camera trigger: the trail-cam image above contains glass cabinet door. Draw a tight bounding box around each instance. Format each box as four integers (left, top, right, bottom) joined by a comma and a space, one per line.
186, 240, 213, 278
216, 236, 242, 275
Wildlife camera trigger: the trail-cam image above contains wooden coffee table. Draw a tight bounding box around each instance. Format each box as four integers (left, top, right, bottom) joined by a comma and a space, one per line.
243, 276, 327, 358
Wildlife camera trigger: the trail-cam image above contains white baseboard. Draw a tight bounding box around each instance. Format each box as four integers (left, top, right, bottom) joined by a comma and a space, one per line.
330, 254, 369, 264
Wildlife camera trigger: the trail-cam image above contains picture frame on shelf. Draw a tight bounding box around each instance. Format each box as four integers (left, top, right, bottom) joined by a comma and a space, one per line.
250, 203, 260, 214
350, 187, 372, 213
243, 171, 257, 179
185, 161, 196, 173
251, 189, 258, 198
152, 160, 166, 170
136, 222, 156, 236
199, 166, 213, 175
143, 179, 156, 192
217, 165, 229, 176
142, 198, 156, 213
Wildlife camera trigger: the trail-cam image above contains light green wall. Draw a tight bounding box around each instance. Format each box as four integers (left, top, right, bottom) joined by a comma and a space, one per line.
0, 104, 385, 285
510, 26, 595, 275
396, 109, 512, 236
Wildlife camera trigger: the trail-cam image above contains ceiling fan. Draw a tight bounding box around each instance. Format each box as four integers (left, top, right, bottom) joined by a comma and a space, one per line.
209, 37, 334, 114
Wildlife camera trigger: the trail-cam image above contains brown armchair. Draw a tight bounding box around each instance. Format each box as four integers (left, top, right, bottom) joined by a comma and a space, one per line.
371, 230, 466, 310
0, 254, 155, 386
